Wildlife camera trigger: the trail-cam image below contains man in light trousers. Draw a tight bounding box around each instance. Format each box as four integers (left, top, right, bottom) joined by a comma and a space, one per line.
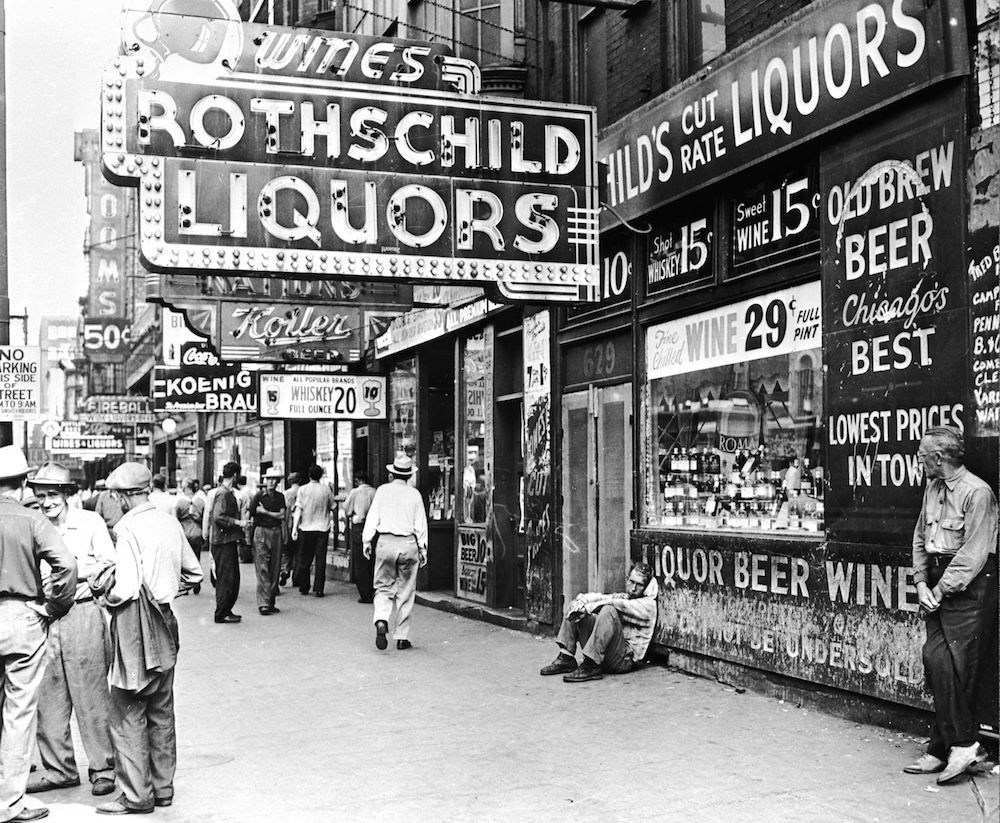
26, 463, 117, 798
0, 446, 77, 823
362, 455, 428, 651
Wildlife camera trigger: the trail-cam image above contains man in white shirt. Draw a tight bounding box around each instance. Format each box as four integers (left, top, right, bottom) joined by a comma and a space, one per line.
291, 466, 336, 597
92, 462, 202, 815
362, 455, 428, 651
148, 475, 177, 517
25, 464, 117, 799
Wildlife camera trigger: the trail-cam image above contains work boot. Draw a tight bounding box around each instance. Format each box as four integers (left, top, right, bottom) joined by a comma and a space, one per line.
563, 657, 604, 683
540, 652, 577, 676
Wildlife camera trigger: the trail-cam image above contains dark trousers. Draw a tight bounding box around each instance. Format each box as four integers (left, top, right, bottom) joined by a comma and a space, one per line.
281, 535, 298, 580
350, 523, 375, 603
923, 556, 997, 758
294, 531, 329, 594
252, 526, 283, 609
556, 606, 635, 673
109, 667, 176, 811
211, 542, 240, 620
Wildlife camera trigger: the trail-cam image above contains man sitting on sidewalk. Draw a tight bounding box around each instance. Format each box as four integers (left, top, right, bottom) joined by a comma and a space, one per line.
540, 562, 658, 683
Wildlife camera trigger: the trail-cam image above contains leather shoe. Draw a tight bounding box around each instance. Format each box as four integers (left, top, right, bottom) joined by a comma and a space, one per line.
26, 775, 80, 793
279, 571, 289, 585
154, 797, 172, 808
11, 808, 49, 821
563, 657, 604, 683
314, 591, 325, 598
540, 653, 577, 676
396, 639, 412, 650
903, 753, 944, 774
96, 798, 154, 815
92, 778, 116, 796
375, 620, 388, 650
937, 743, 984, 784
214, 615, 242, 624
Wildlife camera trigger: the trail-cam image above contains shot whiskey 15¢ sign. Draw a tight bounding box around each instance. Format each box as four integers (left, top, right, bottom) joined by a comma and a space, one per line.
101, 2, 599, 303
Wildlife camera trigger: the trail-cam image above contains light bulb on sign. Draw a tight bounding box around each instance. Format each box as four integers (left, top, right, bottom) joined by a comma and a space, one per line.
160, 417, 177, 435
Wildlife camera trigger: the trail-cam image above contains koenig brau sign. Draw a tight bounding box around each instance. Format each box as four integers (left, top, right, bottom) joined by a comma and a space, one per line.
102, 2, 599, 303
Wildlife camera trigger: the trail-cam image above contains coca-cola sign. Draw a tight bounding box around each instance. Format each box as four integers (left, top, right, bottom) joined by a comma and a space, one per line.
178, 342, 240, 377
219, 302, 363, 364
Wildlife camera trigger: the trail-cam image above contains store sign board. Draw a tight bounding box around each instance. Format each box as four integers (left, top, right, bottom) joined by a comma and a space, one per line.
375, 308, 447, 359
217, 301, 363, 364
147, 272, 411, 306
102, 9, 599, 303
967, 228, 999, 438
259, 373, 387, 420
598, 0, 968, 228
50, 430, 126, 458
634, 533, 930, 709
444, 298, 504, 334
566, 226, 633, 323
564, 331, 632, 388
646, 206, 715, 296
821, 92, 967, 544
77, 395, 156, 423
82, 317, 132, 360
457, 524, 489, 603
646, 282, 821, 380
730, 165, 820, 278
151, 366, 258, 412
0, 347, 41, 421
162, 308, 207, 366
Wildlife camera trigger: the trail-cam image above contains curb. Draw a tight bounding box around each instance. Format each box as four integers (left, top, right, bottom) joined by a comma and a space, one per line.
414, 591, 535, 632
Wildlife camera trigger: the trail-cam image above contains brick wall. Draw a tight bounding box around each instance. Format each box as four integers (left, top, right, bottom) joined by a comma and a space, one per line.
726, 0, 813, 49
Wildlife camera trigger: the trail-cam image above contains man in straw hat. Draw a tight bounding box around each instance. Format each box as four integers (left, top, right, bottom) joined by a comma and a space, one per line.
0, 446, 77, 823
248, 467, 286, 616
91, 462, 202, 815
25, 463, 117, 799
362, 455, 428, 651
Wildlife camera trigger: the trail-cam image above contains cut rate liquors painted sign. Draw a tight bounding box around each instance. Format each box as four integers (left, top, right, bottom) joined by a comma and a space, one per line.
101, 3, 599, 303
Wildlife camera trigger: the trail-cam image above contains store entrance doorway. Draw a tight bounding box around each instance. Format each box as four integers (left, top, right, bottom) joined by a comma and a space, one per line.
561, 383, 633, 603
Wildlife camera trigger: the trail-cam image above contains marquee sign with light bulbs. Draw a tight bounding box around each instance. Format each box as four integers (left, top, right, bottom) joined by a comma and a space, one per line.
101, 1, 600, 303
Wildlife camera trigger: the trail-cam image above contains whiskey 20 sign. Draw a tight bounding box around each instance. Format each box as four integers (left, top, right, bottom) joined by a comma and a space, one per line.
101, 2, 599, 303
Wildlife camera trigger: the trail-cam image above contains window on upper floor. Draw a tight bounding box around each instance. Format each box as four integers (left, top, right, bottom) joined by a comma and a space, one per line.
576, 10, 608, 126
669, 0, 727, 81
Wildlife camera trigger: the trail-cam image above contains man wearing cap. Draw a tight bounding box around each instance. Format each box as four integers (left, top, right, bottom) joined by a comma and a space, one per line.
25, 463, 117, 800
93, 461, 202, 815
362, 455, 428, 651
94, 480, 124, 539
248, 468, 285, 616
211, 462, 247, 624
291, 465, 336, 598
0, 445, 77, 823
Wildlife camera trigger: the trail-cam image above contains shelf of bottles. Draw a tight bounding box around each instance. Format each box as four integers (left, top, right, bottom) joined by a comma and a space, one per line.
657, 445, 824, 533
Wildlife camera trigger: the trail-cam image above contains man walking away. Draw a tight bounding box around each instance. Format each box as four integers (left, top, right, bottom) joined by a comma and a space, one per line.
362, 456, 427, 651
539, 562, 658, 683
904, 426, 997, 785
0, 446, 77, 823
92, 462, 202, 815
249, 468, 285, 616
174, 479, 204, 595
26, 463, 117, 799
211, 463, 247, 624
279, 473, 301, 587
291, 466, 335, 597
344, 473, 376, 603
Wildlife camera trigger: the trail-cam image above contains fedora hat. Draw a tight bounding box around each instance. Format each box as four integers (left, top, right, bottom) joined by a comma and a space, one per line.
27, 461, 76, 491
386, 454, 415, 477
0, 445, 32, 480
106, 462, 153, 492
264, 467, 283, 480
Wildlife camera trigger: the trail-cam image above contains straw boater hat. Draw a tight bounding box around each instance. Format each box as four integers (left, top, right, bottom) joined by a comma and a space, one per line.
264, 467, 283, 480
27, 461, 77, 492
0, 445, 32, 481
106, 462, 153, 492
386, 455, 415, 477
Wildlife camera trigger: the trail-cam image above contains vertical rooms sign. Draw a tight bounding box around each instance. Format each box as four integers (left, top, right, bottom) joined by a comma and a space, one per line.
821, 89, 967, 543
100, 4, 598, 303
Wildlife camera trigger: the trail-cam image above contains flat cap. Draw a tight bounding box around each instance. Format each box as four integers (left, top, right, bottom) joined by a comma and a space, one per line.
106, 462, 152, 492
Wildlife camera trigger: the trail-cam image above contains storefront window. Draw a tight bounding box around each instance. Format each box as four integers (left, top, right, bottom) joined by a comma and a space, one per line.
643, 284, 825, 534
389, 358, 418, 474
317, 421, 352, 540
461, 332, 488, 524
236, 428, 261, 492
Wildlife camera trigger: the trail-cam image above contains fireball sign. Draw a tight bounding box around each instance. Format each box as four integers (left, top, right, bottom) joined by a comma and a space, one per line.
102, 1, 599, 303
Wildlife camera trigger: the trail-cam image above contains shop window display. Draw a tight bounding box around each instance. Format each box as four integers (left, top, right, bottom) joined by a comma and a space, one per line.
644, 348, 825, 534
461, 332, 489, 524
389, 358, 418, 473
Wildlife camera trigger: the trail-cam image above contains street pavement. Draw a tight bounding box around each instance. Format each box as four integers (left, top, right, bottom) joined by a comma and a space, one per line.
23, 564, 996, 823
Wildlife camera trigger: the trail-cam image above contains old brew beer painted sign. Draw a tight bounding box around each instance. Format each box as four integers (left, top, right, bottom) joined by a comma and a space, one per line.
102, 2, 599, 303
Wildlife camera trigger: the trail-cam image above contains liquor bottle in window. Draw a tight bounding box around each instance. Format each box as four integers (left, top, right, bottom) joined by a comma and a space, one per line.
801, 458, 813, 496
706, 447, 721, 480
669, 449, 681, 473
688, 448, 699, 485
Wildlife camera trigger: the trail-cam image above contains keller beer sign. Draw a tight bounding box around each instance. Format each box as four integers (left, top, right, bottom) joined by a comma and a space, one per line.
101, 2, 599, 303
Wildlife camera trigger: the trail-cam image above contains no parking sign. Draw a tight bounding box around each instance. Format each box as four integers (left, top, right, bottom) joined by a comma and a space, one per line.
0, 347, 40, 421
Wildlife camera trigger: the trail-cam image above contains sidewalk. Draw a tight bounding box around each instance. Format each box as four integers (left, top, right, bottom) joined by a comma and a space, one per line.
26, 569, 995, 823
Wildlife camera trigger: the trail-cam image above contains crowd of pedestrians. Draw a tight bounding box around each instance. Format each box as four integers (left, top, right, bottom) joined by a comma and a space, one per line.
0, 451, 430, 821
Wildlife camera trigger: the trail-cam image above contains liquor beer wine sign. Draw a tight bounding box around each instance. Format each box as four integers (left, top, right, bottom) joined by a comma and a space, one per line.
101, 1, 599, 303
